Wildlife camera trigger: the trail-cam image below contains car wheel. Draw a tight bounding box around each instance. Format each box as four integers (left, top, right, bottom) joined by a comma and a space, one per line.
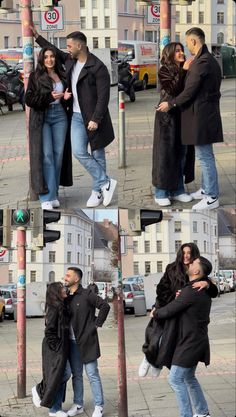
0, 309, 5, 322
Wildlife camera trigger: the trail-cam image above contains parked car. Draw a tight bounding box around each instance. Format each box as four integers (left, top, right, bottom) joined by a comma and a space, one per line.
221, 270, 236, 292
123, 281, 144, 312
0, 290, 5, 322
96, 282, 113, 301
0, 288, 17, 318
219, 277, 231, 294
123, 275, 144, 289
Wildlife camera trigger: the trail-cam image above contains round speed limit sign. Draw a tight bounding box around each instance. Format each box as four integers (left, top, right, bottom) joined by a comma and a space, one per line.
151, 4, 160, 18
44, 9, 60, 25
41, 6, 64, 31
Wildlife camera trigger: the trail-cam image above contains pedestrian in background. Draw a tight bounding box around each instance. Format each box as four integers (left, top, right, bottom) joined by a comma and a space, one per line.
64, 267, 110, 417
31, 25, 117, 208
88, 279, 99, 294
25, 46, 73, 210
152, 42, 195, 207
31, 282, 71, 417
158, 27, 223, 210
139, 242, 218, 378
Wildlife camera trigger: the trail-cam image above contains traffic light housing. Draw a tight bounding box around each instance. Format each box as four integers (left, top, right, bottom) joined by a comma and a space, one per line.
0, 209, 11, 248
40, 0, 60, 9
0, 0, 13, 12
170, 0, 195, 4
12, 209, 30, 226
127, 209, 162, 236
31, 208, 61, 248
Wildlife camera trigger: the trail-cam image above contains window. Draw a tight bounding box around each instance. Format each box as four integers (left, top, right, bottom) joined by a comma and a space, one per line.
145, 261, 151, 274
15, 3, 20, 18
187, 11, 192, 24
193, 221, 198, 233
31, 251, 36, 262
203, 222, 207, 234
214, 226, 217, 236
204, 241, 207, 252
67, 252, 72, 263
157, 261, 163, 273
80, 0, 85, 7
49, 271, 55, 283
17, 36, 22, 47
59, 37, 67, 49
217, 32, 224, 44
77, 252, 80, 264
174, 221, 181, 233
193, 240, 198, 246
80, 17, 86, 29
30, 271, 36, 282
145, 31, 153, 42
88, 255, 91, 266
156, 240, 162, 252
134, 30, 138, 40
124, 29, 128, 40
176, 11, 180, 24
77, 234, 81, 245
104, 0, 109, 8
133, 262, 139, 274
93, 37, 99, 48
175, 240, 182, 252
4, 36, 9, 49
8, 251, 13, 262
175, 32, 180, 42
104, 16, 110, 28
124, 0, 128, 13
92, 0, 97, 7
88, 238, 92, 249
199, 11, 204, 24
9, 270, 13, 283
105, 37, 111, 48
133, 241, 138, 253
92, 16, 98, 28
217, 12, 224, 24
156, 223, 162, 232
67, 233, 72, 245
49, 251, 56, 263
145, 241, 150, 253
217, 0, 224, 3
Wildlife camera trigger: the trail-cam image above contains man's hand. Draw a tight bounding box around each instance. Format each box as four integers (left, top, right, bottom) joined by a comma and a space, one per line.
87, 121, 98, 131
192, 281, 209, 291
64, 88, 72, 101
175, 290, 182, 298
29, 23, 39, 39
157, 102, 169, 112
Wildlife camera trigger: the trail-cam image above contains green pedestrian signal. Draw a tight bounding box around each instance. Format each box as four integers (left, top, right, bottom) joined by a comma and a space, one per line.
12, 209, 30, 226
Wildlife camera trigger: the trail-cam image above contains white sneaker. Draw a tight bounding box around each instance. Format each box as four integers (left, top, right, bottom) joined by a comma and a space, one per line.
192, 196, 219, 210
151, 366, 162, 378
138, 356, 150, 377
49, 411, 68, 417
41, 201, 53, 210
51, 199, 60, 208
191, 188, 205, 200
154, 197, 171, 207
86, 191, 103, 208
67, 404, 84, 416
193, 414, 211, 417
101, 179, 117, 207
32, 386, 41, 408
92, 405, 103, 417
172, 193, 193, 203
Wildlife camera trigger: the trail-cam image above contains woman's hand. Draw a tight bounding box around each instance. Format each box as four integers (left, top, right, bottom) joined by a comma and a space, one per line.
150, 307, 156, 318
64, 88, 72, 101
192, 280, 209, 291
183, 57, 194, 70
175, 290, 182, 298
51, 91, 64, 100
156, 102, 169, 112
29, 23, 39, 39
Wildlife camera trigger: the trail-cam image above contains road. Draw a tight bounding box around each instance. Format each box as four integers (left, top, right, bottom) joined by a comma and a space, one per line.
0, 292, 235, 417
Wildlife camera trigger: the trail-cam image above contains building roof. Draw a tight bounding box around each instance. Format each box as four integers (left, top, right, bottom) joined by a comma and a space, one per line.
218, 208, 236, 237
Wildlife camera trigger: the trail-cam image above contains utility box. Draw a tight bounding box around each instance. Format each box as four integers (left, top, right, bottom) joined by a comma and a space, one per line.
133, 294, 147, 316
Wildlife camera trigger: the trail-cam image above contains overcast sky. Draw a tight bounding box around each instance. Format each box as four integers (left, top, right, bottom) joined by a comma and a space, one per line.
83, 209, 118, 224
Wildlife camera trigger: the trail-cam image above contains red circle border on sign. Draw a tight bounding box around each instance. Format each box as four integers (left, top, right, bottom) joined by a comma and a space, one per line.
150, 4, 160, 18
0, 248, 7, 257
44, 8, 59, 24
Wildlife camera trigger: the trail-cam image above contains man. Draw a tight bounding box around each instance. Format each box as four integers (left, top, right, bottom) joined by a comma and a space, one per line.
158, 27, 223, 210
154, 257, 213, 417
31, 25, 117, 208
64, 267, 110, 417
87, 279, 99, 294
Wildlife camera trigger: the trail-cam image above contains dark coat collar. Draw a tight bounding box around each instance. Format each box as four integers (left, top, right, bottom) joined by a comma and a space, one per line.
195, 43, 209, 60
186, 276, 208, 287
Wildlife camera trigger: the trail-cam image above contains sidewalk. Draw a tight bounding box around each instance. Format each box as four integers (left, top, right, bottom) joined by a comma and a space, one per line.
0, 294, 235, 417
0, 87, 118, 210
118, 78, 236, 209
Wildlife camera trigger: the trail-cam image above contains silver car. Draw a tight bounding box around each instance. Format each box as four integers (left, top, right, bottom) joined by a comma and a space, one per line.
123, 281, 144, 312
0, 288, 17, 318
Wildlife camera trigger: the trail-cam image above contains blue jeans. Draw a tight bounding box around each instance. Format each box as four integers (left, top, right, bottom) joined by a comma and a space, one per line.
49, 361, 71, 413
69, 339, 104, 407
155, 145, 187, 198
71, 112, 109, 192
39, 103, 68, 202
195, 144, 219, 198
168, 365, 209, 417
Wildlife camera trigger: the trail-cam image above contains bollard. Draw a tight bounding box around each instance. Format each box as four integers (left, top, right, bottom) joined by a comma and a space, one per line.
119, 91, 126, 169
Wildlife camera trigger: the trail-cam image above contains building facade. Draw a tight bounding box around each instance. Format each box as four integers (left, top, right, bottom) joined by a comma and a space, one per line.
218, 208, 236, 268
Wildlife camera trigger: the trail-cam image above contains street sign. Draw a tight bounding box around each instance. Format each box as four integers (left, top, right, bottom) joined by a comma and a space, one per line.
147, 4, 160, 24
0, 248, 6, 257
40, 6, 64, 31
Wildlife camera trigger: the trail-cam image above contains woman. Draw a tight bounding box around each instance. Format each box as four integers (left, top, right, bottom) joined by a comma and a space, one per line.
139, 243, 218, 377
31, 282, 71, 417
152, 42, 194, 207
25, 47, 73, 210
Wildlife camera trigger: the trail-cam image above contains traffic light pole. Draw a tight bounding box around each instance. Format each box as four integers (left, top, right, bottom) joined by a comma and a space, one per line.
16, 227, 27, 398
160, 0, 171, 54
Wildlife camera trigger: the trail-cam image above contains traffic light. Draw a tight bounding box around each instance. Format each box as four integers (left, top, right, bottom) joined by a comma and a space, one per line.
12, 209, 30, 226
127, 209, 162, 236
40, 0, 60, 10
170, 0, 195, 4
0, 209, 11, 248
31, 208, 61, 248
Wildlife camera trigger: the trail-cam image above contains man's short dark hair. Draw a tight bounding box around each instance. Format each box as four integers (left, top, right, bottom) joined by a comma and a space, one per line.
66, 31, 87, 45
199, 256, 212, 277
185, 27, 205, 43
67, 267, 83, 280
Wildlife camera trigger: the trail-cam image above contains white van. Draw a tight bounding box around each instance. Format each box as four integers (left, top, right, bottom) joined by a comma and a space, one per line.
118, 40, 158, 89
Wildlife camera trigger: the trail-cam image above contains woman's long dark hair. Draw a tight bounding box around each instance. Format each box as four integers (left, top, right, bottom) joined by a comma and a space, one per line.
169, 242, 200, 289
161, 42, 185, 68
45, 282, 64, 312
34, 46, 65, 82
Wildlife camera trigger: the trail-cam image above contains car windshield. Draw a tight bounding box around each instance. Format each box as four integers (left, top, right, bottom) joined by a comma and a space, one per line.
1, 290, 10, 299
